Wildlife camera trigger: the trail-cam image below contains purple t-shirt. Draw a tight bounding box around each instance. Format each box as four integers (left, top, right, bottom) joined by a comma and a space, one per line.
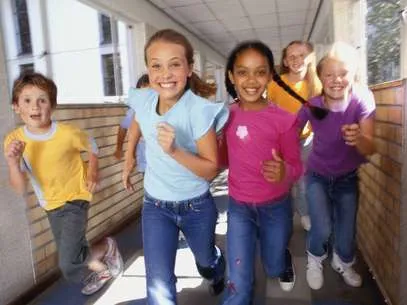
297, 93, 375, 177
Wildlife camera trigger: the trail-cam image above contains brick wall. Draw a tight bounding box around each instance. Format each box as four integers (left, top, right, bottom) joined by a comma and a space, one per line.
27, 104, 144, 282
358, 80, 405, 305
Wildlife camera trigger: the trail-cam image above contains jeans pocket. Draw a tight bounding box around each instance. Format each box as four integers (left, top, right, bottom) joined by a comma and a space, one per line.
189, 196, 214, 213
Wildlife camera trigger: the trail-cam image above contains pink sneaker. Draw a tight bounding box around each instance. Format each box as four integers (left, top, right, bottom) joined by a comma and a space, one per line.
81, 269, 112, 295
104, 237, 124, 278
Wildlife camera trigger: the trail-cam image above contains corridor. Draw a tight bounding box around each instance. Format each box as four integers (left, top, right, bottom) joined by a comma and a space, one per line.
28, 172, 386, 305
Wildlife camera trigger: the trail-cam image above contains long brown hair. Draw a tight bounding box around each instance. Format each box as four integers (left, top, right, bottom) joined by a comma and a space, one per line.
144, 29, 216, 98
280, 40, 322, 99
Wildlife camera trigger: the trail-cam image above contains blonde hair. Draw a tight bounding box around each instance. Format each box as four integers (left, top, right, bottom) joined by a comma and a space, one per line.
327, 41, 360, 83
280, 40, 322, 98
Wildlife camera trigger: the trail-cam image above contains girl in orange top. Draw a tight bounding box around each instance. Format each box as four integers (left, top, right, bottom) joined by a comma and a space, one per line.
267, 41, 322, 231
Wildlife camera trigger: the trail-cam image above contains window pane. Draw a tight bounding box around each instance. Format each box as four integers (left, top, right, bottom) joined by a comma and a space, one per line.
100, 14, 112, 44
13, 0, 32, 54
366, 0, 401, 85
19, 63, 34, 74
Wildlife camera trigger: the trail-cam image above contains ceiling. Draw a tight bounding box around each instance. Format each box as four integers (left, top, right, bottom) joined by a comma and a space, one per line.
147, 0, 321, 64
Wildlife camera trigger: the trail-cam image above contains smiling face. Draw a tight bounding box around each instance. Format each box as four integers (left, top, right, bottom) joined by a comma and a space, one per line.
319, 57, 354, 103
283, 43, 310, 75
145, 40, 192, 105
14, 85, 53, 134
228, 48, 271, 107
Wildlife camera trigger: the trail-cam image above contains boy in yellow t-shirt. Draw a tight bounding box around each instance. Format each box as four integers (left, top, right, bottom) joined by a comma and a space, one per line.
4, 72, 123, 295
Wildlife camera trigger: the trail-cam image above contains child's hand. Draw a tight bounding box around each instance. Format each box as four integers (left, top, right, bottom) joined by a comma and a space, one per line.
86, 169, 98, 193
262, 149, 286, 183
113, 149, 123, 160
342, 124, 360, 146
5, 140, 25, 165
157, 122, 176, 155
122, 170, 134, 191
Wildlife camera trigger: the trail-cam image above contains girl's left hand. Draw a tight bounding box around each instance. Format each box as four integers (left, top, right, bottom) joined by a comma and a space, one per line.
262, 149, 286, 183
86, 170, 99, 193
342, 123, 360, 146
157, 122, 176, 155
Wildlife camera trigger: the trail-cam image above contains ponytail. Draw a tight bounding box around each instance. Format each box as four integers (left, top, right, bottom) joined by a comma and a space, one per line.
188, 72, 217, 99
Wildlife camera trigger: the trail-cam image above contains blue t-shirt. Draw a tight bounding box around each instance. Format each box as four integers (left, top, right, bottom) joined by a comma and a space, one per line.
120, 108, 146, 172
127, 88, 229, 200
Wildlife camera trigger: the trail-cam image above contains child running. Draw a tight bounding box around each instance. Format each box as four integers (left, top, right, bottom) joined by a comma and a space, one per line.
267, 40, 322, 231
298, 45, 376, 290
4, 72, 123, 295
220, 41, 302, 305
122, 29, 228, 305
114, 74, 149, 175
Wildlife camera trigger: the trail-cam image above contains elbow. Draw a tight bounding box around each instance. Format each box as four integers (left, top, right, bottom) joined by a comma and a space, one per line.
205, 163, 219, 181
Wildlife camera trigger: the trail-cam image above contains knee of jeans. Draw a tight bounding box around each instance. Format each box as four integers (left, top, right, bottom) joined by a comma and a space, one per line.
225, 278, 253, 300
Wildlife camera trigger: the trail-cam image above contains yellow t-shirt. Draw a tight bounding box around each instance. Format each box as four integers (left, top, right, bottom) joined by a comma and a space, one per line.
267, 74, 311, 138
4, 122, 97, 211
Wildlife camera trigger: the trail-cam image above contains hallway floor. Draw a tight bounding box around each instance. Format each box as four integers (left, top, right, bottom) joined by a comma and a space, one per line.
29, 172, 387, 305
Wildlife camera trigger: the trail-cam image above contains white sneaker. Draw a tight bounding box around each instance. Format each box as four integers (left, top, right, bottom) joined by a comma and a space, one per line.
306, 252, 325, 290
300, 215, 311, 231
331, 252, 362, 287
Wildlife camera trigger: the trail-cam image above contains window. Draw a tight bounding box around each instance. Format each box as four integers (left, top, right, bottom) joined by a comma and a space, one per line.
366, 0, 401, 84
12, 0, 32, 55
19, 63, 34, 74
102, 53, 123, 96
99, 14, 117, 45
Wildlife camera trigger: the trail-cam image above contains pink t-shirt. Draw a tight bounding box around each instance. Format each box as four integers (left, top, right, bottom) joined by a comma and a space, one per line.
225, 103, 302, 204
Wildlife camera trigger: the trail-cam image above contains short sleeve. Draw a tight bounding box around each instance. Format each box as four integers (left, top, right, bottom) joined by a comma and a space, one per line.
353, 85, 376, 119
120, 108, 135, 129
191, 101, 230, 140
71, 126, 98, 155
126, 87, 157, 121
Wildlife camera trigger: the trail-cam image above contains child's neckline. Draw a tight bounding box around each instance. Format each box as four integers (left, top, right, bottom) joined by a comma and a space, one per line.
23, 121, 57, 141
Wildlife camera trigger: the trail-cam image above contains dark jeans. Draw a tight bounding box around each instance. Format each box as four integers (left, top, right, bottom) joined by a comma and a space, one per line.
306, 170, 359, 263
47, 200, 90, 283
222, 195, 293, 305
142, 191, 225, 305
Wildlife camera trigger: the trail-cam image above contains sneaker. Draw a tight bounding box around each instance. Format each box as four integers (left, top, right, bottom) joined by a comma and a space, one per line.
279, 249, 296, 292
306, 252, 325, 290
331, 252, 362, 287
81, 269, 112, 295
104, 237, 124, 278
300, 215, 311, 231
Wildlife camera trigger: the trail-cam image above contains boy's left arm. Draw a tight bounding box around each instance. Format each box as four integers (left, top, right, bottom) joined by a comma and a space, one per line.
87, 151, 98, 193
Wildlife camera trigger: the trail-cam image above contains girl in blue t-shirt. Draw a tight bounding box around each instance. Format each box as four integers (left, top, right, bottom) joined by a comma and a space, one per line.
122, 29, 228, 305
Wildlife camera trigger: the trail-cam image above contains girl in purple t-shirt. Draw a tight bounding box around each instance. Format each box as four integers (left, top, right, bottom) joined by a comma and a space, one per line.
298, 49, 376, 291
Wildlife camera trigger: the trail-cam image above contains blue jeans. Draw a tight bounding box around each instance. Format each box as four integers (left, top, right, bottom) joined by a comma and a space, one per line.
142, 191, 225, 305
222, 195, 293, 305
292, 137, 312, 216
306, 170, 359, 263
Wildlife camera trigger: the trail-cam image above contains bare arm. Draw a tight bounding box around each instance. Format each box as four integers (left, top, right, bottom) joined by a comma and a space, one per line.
342, 116, 375, 156
5, 140, 27, 194
114, 126, 128, 160
157, 122, 218, 181
86, 152, 99, 193
122, 120, 141, 190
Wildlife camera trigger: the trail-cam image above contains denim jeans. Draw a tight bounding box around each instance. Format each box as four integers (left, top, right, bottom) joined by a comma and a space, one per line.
222, 195, 293, 305
142, 191, 225, 305
306, 170, 359, 263
47, 200, 90, 283
292, 136, 312, 217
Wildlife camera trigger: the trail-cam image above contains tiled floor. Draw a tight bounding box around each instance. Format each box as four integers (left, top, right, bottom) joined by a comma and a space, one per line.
29, 172, 387, 305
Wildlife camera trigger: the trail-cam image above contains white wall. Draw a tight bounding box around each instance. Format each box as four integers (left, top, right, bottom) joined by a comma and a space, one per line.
78, 0, 226, 68
0, 0, 131, 103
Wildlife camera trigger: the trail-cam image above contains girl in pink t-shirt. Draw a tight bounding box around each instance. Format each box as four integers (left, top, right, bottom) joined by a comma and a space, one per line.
220, 41, 302, 305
